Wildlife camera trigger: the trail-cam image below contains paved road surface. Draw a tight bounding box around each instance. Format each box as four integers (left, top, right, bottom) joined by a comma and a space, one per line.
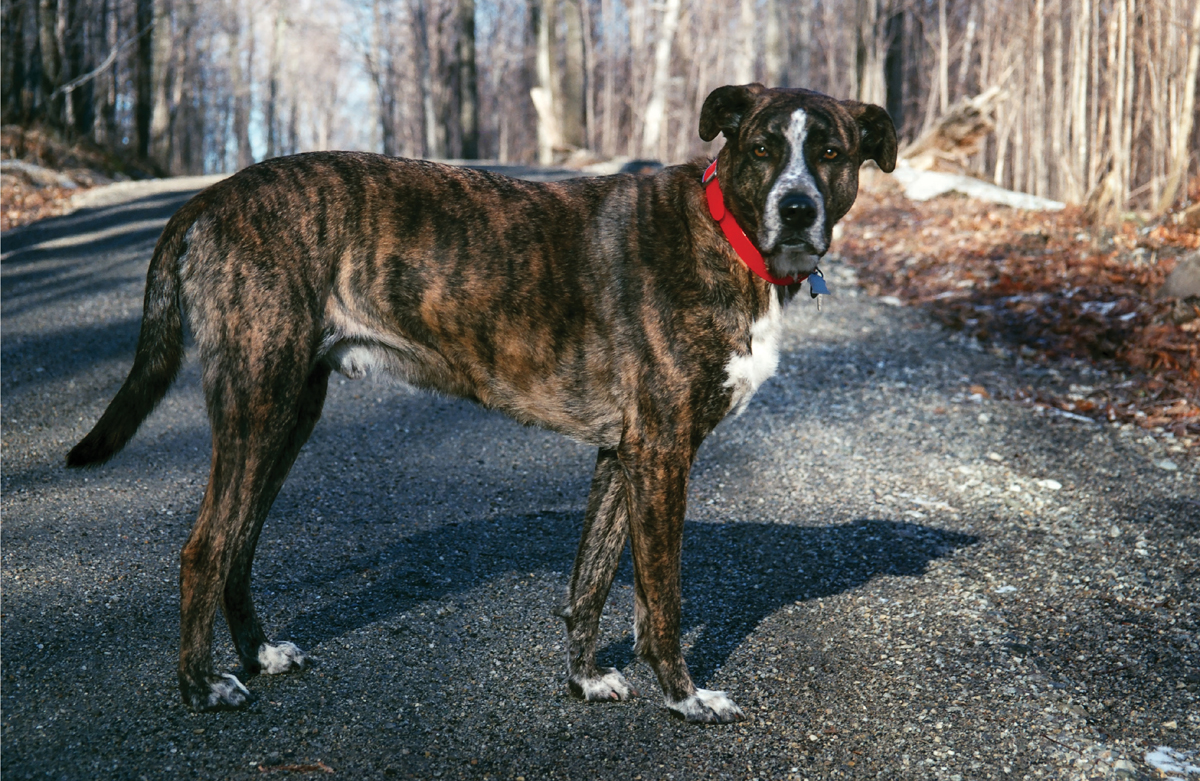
2, 169, 1197, 780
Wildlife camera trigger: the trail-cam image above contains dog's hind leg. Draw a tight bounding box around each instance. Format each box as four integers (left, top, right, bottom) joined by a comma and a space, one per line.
223, 363, 332, 679
177, 342, 318, 711
560, 448, 636, 702
623, 441, 745, 724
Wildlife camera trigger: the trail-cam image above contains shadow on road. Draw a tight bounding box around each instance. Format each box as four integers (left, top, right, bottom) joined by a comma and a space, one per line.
0, 189, 201, 258
1, 315, 141, 392
0, 190, 204, 323
282, 511, 977, 685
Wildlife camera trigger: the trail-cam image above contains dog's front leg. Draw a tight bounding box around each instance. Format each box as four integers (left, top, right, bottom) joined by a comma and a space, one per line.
560, 448, 636, 702
623, 442, 745, 724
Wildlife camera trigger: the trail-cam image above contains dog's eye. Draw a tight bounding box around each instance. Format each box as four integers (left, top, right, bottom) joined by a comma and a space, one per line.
822, 148, 840, 161
753, 145, 768, 158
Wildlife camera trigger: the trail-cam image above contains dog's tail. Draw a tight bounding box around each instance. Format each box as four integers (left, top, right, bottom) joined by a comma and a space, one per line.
66, 198, 206, 468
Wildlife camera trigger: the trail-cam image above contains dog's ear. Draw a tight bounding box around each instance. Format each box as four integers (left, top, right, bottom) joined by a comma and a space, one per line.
699, 84, 765, 142
848, 102, 898, 173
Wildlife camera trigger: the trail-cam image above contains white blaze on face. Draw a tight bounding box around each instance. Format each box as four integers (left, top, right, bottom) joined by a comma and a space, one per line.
761, 108, 827, 276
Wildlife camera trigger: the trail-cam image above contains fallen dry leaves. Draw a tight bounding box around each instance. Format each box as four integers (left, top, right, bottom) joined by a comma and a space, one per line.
1, 179, 89, 232
2, 123, 163, 232
839, 178, 1199, 444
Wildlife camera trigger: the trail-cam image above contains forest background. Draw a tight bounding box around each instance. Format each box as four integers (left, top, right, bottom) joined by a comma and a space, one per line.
3, 0, 1199, 219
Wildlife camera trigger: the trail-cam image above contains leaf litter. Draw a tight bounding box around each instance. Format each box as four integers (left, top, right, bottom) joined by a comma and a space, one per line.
838, 178, 1199, 452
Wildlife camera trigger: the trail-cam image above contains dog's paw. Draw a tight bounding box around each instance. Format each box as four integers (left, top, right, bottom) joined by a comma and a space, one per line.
666, 689, 745, 724
568, 667, 636, 702
190, 673, 254, 712
257, 641, 308, 675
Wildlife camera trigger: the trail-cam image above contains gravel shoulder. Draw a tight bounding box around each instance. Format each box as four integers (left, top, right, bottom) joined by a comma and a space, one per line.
2, 174, 1197, 781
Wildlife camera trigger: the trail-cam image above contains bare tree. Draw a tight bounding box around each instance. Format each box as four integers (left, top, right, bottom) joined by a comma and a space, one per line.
764, 0, 784, 86
37, 0, 64, 126
559, 0, 586, 150
2, 0, 29, 123
640, 0, 679, 158
458, 0, 479, 157
149, 0, 173, 165
734, 0, 754, 84
531, 0, 560, 163
263, 2, 285, 159
135, 0, 153, 157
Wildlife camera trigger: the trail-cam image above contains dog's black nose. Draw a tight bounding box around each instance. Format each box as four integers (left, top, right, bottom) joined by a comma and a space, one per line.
779, 194, 817, 229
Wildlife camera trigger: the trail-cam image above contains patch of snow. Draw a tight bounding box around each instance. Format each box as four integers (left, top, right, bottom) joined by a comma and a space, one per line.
891, 162, 1065, 211
1145, 746, 1200, 778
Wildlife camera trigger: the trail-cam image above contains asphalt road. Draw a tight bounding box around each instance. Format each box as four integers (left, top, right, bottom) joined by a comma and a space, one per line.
2, 169, 1197, 781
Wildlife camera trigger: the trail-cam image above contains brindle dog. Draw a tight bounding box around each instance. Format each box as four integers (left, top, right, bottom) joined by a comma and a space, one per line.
69, 84, 896, 723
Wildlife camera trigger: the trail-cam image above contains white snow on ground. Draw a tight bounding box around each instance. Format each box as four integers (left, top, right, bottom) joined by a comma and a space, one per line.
891, 162, 1066, 211
1146, 746, 1200, 778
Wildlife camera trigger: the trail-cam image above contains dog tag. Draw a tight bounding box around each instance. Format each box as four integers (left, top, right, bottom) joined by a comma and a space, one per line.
808, 270, 830, 297
808, 268, 829, 312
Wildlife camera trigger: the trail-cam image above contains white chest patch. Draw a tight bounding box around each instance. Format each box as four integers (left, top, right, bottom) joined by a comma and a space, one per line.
724, 293, 784, 415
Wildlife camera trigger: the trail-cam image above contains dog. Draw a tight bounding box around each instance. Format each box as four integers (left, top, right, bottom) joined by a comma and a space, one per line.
68, 84, 896, 723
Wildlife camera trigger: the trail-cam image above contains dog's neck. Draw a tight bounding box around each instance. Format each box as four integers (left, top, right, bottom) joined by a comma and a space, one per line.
701, 160, 808, 288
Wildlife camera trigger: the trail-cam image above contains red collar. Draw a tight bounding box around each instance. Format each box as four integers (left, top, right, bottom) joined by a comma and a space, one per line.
703, 159, 807, 286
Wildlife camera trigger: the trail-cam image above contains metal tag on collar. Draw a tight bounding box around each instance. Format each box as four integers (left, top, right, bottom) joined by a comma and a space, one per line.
809, 267, 830, 298
809, 267, 829, 311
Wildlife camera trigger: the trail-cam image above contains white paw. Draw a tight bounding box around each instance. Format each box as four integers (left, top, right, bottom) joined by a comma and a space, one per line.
205, 673, 252, 710
570, 668, 635, 702
257, 641, 308, 675
667, 688, 745, 724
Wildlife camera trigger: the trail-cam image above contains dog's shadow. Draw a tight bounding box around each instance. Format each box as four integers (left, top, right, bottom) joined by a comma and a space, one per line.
280, 512, 976, 684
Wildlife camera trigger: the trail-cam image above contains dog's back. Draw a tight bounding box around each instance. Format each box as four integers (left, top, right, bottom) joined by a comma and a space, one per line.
73, 152, 748, 460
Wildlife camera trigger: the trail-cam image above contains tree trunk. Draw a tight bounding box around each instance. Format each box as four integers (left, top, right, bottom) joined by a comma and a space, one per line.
561, 0, 585, 149
582, 0, 596, 151
1157, 0, 1200, 211
956, 0, 977, 97
458, 0, 479, 158
172, 0, 196, 172
367, 0, 397, 156
884, 11, 904, 135
1, 0, 27, 123
99, 0, 118, 147
765, 0, 784, 86
627, 0, 647, 155
855, 0, 884, 105
150, 0, 174, 167
937, 0, 948, 114
640, 0, 679, 158
793, 0, 812, 89
63, 0, 93, 136
135, 0, 154, 158
226, 0, 253, 168
288, 98, 298, 158
600, 0, 615, 155
1049, 0, 1064, 198
38, 0, 64, 126
1033, 0, 1047, 197
412, 0, 444, 158
531, 0, 560, 164
735, 0, 754, 83
1067, 0, 1090, 202
264, 4, 285, 160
